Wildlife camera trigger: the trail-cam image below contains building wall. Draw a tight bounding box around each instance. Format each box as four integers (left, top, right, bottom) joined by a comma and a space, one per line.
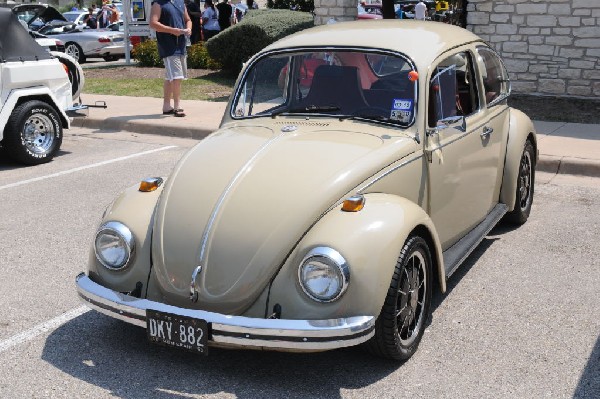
467, 0, 600, 98
314, 0, 357, 25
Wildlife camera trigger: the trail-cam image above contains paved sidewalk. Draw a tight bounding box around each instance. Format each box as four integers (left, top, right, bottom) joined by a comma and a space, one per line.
75, 94, 600, 177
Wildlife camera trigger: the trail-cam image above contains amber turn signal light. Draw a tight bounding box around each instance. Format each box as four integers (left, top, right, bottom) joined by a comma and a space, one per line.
139, 177, 164, 192
342, 195, 365, 212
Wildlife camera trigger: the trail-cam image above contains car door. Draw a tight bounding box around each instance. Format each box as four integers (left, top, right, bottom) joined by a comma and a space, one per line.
425, 49, 504, 250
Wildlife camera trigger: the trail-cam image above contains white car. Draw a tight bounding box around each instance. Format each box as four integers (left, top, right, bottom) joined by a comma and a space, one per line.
0, 9, 87, 165
62, 9, 89, 26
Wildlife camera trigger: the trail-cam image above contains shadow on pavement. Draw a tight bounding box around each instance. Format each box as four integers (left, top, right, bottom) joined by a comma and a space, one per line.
574, 334, 600, 398
42, 312, 399, 399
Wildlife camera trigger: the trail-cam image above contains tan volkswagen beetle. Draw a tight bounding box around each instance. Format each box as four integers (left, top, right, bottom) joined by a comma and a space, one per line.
76, 20, 536, 361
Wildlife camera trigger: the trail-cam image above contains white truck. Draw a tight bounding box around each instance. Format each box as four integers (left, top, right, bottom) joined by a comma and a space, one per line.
0, 8, 89, 165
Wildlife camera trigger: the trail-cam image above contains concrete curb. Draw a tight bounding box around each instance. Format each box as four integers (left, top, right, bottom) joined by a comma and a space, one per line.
537, 155, 600, 178
72, 116, 214, 141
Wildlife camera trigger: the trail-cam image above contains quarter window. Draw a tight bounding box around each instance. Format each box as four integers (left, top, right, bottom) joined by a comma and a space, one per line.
476, 47, 510, 106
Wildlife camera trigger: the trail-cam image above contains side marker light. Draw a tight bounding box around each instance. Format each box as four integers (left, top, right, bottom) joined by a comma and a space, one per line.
342, 194, 365, 212
139, 177, 164, 192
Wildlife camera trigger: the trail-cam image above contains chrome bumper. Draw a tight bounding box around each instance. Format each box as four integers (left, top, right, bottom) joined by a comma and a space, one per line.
76, 273, 376, 351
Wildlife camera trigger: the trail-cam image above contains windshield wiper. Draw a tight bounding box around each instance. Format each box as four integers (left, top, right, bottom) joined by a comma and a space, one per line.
270, 105, 341, 118
289, 105, 341, 113
339, 113, 392, 122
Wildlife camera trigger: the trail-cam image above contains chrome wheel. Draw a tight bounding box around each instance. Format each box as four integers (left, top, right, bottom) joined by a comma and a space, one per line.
65, 43, 83, 62
396, 250, 427, 347
23, 113, 55, 155
518, 150, 532, 212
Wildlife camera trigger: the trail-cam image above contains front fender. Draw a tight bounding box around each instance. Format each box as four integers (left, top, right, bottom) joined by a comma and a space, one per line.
86, 184, 163, 295
268, 193, 444, 320
500, 108, 537, 211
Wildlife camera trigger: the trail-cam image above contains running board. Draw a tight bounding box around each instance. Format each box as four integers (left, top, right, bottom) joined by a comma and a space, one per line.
443, 203, 508, 278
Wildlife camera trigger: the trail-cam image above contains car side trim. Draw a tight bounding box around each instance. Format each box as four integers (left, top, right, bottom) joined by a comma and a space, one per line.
76, 273, 376, 351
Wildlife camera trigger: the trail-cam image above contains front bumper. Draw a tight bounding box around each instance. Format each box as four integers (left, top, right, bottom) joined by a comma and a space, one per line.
76, 273, 376, 351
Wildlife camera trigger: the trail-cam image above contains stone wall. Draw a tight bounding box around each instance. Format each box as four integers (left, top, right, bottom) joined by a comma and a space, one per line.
314, 0, 357, 25
467, 0, 600, 98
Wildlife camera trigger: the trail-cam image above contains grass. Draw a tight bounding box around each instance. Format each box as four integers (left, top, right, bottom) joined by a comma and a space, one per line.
83, 75, 236, 102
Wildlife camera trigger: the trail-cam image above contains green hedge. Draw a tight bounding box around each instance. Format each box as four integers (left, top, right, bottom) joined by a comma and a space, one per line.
205, 10, 314, 75
131, 40, 221, 69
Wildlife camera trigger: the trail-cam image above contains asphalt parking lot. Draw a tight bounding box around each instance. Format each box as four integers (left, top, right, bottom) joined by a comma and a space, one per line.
0, 127, 598, 398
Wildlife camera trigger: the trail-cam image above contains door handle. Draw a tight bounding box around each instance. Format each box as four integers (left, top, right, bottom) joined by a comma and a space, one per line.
481, 126, 493, 138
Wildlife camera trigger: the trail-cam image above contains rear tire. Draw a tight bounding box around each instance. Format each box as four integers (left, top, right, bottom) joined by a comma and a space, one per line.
364, 235, 433, 361
65, 42, 85, 63
3, 100, 63, 165
505, 139, 535, 225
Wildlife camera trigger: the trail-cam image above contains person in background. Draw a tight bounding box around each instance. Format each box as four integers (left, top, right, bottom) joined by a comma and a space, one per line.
97, 1, 111, 28
83, 5, 98, 29
149, 0, 192, 117
109, 3, 120, 24
216, 0, 232, 31
414, 0, 428, 21
201, 0, 220, 41
185, 0, 202, 43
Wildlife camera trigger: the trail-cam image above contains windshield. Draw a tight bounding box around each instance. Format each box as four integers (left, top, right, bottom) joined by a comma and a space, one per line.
63, 12, 82, 22
231, 49, 417, 126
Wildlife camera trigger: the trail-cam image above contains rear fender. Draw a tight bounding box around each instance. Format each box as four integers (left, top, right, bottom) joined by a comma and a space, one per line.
500, 108, 537, 211
267, 193, 445, 320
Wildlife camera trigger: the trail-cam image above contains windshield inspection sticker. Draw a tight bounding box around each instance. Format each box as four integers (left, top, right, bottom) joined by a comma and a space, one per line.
392, 99, 412, 110
390, 99, 412, 122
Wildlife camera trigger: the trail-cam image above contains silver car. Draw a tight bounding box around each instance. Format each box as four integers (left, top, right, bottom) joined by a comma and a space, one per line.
13, 4, 125, 63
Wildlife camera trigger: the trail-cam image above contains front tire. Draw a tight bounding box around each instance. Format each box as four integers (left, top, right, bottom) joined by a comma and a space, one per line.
505, 139, 535, 225
3, 101, 63, 165
364, 235, 433, 361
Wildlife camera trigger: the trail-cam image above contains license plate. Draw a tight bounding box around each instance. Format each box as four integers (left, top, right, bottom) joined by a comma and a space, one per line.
146, 310, 209, 355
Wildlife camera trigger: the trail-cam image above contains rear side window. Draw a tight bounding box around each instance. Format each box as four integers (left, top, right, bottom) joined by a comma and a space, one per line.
476, 47, 510, 106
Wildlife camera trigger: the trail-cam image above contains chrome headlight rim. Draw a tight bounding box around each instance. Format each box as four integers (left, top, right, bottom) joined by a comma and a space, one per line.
94, 221, 135, 271
298, 247, 350, 303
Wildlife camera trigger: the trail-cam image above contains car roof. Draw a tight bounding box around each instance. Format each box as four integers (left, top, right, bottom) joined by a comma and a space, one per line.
264, 20, 482, 70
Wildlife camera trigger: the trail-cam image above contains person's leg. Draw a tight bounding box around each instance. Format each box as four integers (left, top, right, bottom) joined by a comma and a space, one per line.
163, 57, 176, 112
169, 55, 187, 115
163, 79, 173, 112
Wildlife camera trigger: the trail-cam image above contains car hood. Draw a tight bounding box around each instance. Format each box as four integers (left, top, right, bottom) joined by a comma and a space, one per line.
12, 5, 67, 26
151, 121, 416, 314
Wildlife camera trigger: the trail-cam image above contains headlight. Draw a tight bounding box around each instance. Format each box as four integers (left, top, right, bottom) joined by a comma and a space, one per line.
94, 221, 135, 270
298, 247, 350, 302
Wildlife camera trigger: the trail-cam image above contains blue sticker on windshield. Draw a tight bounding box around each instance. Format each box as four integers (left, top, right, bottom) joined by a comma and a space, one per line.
390, 99, 412, 122
392, 99, 412, 110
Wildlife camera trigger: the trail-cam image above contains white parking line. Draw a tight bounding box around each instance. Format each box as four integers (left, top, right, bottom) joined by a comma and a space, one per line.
0, 306, 89, 354
0, 146, 177, 191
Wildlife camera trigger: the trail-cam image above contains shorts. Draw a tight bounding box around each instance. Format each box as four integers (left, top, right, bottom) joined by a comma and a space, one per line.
163, 55, 187, 81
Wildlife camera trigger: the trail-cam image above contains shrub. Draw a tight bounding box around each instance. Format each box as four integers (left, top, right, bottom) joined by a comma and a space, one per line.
132, 40, 163, 67
187, 43, 222, 69
267, 0, 314, 13
131, 40, 220, 69
205, 10, 314, 75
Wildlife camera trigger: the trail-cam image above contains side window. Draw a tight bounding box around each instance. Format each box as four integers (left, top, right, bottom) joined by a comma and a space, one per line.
428, 52, 478, 127
476, 47, 510, 106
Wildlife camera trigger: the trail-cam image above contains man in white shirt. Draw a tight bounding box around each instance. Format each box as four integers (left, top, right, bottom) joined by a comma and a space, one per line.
415, 1, 427, 21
